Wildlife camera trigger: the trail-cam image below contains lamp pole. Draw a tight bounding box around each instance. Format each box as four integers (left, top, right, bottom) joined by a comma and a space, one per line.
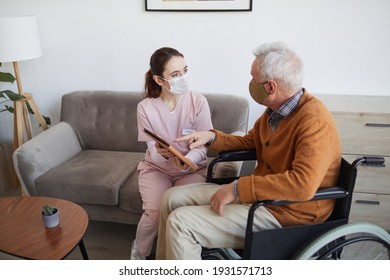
12, 61, 48, 151
0, 16, 49, 195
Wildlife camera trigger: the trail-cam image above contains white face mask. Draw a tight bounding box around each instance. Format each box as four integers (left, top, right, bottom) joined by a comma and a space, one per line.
162, 72, 190, 95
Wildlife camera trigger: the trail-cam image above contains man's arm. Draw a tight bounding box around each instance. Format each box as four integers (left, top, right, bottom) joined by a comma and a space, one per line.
175, 130, 216, 150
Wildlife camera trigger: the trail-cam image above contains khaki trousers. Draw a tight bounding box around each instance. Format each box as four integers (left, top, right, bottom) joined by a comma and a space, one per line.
156, 183, 282, 260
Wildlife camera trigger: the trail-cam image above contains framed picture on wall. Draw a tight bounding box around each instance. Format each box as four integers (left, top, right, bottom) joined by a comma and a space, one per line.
145, 0, 253, 12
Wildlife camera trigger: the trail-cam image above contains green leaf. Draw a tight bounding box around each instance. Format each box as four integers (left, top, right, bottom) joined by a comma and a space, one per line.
26, 101, 33, 114
0, 72, 16, 83
42, 205, 55, 216
4, 105, 14, 113
0, 90, 25, 101
43, 115, 51, 125
25, 101, 52, 125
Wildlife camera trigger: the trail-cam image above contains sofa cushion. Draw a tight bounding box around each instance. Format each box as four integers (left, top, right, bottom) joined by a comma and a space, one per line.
36, 150, 145, 205
118, 170, 143, 213
60, 91, 146, 152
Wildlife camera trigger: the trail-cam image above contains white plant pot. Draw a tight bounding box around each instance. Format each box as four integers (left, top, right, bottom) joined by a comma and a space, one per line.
42, 208, 59, 228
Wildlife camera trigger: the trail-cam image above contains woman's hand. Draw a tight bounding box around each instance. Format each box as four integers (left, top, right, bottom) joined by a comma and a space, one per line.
172, 156, 189, 171
155, 142, 171, 159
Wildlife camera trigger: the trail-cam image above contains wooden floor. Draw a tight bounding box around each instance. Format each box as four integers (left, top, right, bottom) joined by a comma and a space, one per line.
2, 187, 388, 260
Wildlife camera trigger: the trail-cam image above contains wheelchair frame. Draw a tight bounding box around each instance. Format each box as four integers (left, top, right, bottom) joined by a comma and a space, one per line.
203, 150, 389, 260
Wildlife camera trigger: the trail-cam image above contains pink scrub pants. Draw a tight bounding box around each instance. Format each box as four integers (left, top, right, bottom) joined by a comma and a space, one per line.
135, 167, 206, 256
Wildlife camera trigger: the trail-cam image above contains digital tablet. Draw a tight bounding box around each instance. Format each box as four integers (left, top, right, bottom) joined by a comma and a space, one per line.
144, 128, 198, 171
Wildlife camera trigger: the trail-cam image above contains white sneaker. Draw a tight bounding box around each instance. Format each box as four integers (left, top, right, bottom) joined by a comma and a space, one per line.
130, 241, 145, 260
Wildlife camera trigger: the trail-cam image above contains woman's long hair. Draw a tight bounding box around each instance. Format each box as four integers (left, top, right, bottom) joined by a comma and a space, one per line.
144, 47, 184, 98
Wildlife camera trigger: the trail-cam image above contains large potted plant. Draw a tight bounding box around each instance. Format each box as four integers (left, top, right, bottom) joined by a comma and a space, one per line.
0, 63, 24, 113
0, 62, 51, 124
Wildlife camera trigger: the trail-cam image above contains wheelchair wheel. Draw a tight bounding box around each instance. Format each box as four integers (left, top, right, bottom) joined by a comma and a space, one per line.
201, 248, 242, 260
294, 222, 390, 260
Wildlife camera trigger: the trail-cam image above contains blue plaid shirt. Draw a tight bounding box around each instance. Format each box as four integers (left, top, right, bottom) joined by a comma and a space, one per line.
266, 89, 304, 131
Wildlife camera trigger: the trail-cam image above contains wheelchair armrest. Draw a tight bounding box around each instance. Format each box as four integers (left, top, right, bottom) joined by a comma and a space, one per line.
207, 149, 257, 184
261, 186, 348, 207
246, 186, 348, 233
214, 149, 257, 162
353, 156, 385, 168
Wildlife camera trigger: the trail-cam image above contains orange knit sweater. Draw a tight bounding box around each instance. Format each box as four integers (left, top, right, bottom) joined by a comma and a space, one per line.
210, 90, 341, 226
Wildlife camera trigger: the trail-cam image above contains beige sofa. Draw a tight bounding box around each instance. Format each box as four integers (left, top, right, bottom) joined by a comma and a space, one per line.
13, 91, 249, 224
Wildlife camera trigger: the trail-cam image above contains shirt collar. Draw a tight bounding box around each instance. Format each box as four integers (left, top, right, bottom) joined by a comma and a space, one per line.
266, 88, 304, 117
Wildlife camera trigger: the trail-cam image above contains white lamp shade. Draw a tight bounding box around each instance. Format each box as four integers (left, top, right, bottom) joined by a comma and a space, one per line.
0, 16, 42, 62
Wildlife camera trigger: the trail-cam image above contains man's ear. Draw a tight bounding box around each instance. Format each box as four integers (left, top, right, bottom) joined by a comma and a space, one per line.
268, 80, 278, 95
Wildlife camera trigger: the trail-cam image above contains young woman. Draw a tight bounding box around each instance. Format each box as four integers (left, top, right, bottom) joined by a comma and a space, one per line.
132, 47, 213, 259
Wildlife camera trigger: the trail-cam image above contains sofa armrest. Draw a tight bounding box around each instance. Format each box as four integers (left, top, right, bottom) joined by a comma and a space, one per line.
13, 122, 82, 196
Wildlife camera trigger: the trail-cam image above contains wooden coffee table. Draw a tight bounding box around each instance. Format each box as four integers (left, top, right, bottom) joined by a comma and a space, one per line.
0, 196, 89, 260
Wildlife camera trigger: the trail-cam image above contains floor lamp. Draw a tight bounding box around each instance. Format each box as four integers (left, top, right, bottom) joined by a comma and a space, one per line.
0, 16, 49, 193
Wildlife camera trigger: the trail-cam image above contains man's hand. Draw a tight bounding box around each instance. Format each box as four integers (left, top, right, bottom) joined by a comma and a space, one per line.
210, 182, 236, 216
175, 131, 215, 150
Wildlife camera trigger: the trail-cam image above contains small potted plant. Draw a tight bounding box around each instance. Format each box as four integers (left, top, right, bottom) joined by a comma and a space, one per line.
42, 204, 59, 228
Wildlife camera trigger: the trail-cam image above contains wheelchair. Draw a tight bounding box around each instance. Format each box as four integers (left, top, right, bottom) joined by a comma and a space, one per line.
202, 150, 390, 260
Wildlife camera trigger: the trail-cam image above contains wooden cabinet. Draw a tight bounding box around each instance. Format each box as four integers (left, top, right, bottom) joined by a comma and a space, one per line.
316, 94, 390, 230
334, 115, 390, 230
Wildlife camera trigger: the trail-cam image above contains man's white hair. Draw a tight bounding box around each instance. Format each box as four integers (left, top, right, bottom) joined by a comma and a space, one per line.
253, 42, 304, 92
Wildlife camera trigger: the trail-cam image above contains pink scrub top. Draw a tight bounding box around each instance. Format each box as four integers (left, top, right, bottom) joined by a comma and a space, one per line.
137, 91, 213, 175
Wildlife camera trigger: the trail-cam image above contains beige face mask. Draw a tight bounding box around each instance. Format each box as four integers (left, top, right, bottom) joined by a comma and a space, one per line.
249, 79, 269, 104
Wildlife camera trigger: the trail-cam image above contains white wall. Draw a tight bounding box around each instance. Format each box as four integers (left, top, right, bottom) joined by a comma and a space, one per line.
1, 0, 389, 143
